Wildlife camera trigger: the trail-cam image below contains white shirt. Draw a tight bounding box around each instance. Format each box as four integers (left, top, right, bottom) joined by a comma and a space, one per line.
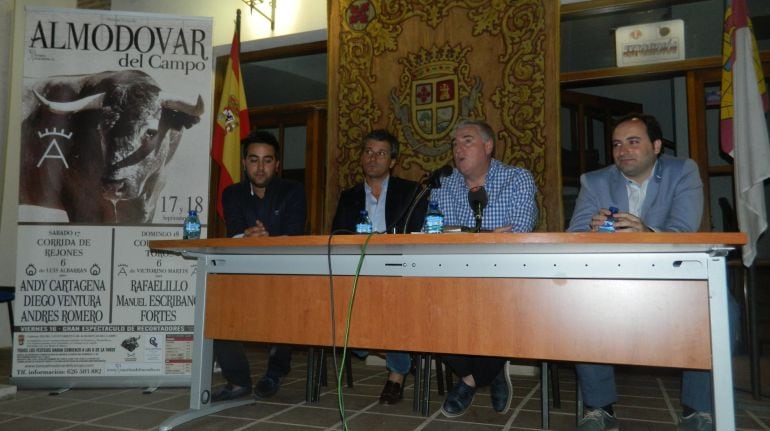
623, 161, 656, 231
364, 175, 389, 233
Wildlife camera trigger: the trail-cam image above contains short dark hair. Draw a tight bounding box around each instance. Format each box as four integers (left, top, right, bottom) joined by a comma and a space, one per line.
611, 113, 663, 144
362, 129, 400, 159
241, 130, 280, 159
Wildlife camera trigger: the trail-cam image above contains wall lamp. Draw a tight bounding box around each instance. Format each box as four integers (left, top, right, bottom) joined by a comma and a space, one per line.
241, 0, 276, 30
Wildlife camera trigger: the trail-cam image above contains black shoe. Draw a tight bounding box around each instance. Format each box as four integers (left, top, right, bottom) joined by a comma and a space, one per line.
379, 380, 404, 405
440, 380, 476, 418
489, 361, 512, 414
255, 374, 282, 398
212, 384, 250, 402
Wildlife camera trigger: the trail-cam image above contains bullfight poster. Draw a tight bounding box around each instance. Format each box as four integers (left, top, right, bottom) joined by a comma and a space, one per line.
12, 7, 213, 388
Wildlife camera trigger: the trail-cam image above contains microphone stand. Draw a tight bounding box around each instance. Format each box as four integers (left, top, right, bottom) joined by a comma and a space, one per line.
386, 174, 425, 234
398, 165, 451, 234
468, 186, 487, 233
401, 184, 432, 234
473, 202, 483, 233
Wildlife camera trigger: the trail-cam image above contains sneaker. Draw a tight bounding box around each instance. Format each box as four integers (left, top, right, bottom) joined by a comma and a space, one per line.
577, 408, 619, 431
440, 380, 477, 418
211, 384, 250, 402
254, 374, 282, 398
378, 380, 404, 405
489, 361, 512, 414
677, 412, 713, 431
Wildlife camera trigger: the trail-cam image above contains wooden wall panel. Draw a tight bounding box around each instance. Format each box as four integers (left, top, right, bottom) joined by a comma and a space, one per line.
327, 1, 562, 232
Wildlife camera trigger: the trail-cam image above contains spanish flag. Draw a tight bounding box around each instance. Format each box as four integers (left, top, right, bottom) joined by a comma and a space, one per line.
720, 0, 770, 266
211, 17, 250, 220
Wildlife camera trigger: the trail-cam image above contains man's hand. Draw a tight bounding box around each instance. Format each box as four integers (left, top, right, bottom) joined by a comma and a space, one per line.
243, 220, 270, 237
589, 208, 650, 232
589, 208, 614, 231
612, 212, 651, 232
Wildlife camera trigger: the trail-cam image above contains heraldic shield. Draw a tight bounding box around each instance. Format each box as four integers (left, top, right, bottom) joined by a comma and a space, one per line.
413, 76, 458, 140
391, 44, 482, 157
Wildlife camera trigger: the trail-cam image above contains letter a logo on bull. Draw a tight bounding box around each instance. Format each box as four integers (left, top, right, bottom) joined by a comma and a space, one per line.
35, 128, 73, 168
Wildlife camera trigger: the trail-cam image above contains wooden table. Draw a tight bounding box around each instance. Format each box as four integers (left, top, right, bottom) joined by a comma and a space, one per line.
151, 232, 745, 430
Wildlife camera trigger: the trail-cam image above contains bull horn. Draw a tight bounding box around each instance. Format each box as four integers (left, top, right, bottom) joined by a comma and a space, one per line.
161, 95, 204, 117
33, 90, 105, 114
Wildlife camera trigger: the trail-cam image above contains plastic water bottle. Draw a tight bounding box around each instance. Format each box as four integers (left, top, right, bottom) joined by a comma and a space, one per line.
598, 206, 619, 233
183, 210, 201, 239
355, 209, 373, 234
423, 201, 444, 234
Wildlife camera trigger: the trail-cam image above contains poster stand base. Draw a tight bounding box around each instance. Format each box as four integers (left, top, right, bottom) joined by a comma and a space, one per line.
0, 384, 16, 400
159, 399, 255, 431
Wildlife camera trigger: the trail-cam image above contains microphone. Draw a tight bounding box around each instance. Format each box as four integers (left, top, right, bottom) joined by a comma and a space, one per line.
468, 186, 488, 233
424, 165, 453, 189
398, 165, 454, 234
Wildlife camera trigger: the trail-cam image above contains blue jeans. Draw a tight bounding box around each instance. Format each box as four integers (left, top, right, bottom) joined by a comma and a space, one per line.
577, 294, 740, 413
385, 352, 412, 375
352, 350, 412, 375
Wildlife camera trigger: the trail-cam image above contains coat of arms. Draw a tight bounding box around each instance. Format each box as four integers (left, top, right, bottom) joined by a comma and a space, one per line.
217, 95, 240, 133
390, 43, 482, 157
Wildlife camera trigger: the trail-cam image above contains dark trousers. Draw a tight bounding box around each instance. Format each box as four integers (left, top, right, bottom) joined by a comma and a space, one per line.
214, 340, 292, 388
443, 354, 506, 387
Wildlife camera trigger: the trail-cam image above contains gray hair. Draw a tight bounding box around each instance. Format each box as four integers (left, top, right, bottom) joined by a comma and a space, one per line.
453, 119, 495, 144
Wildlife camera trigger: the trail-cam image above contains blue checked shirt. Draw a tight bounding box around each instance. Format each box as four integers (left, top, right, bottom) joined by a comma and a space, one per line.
429, 159, 538, 232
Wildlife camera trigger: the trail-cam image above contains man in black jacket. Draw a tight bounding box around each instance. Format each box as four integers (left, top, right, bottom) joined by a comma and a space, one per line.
332, 130, 426, 234
213, 130, 307, 402
331, 129, 427, 404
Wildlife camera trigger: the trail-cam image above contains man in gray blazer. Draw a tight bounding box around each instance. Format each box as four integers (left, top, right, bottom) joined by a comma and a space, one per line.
567, 113, 724, 431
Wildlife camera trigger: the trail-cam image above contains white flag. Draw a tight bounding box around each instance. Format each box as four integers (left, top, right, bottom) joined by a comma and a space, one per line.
720, 0, 770, 266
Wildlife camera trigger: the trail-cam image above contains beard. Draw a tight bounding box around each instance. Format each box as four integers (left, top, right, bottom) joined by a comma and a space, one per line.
248, 171, 273, 189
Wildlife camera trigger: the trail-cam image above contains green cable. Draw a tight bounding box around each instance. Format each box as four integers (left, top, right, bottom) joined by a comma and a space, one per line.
336, 232, 373, 431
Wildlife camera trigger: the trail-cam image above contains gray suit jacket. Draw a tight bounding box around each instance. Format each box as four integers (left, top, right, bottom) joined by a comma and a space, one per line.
567, 155, 704, 232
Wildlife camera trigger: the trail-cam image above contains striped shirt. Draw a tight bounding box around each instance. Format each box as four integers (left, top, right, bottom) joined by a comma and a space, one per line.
429, 159, 538, 232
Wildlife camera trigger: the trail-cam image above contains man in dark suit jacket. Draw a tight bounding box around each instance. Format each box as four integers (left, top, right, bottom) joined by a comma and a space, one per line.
331, 129, 427, 405
332, 174, 425, 234
213, 130, 307, 402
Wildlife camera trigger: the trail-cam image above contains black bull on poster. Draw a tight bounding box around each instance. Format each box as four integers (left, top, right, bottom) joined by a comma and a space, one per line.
19, 69, 204, 224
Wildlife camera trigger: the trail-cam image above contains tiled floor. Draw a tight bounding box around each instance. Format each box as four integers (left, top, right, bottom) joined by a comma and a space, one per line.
1, 345, 770, 430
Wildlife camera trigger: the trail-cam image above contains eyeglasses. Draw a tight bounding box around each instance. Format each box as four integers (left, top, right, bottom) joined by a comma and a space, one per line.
362, 149, 390, 159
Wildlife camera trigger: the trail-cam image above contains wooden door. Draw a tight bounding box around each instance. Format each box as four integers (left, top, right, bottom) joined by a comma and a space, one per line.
560, 90, 643, 227
248, 103, 327, 235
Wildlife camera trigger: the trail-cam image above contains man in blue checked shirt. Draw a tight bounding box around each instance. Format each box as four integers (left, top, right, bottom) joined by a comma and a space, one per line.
430, 119, 538, 418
